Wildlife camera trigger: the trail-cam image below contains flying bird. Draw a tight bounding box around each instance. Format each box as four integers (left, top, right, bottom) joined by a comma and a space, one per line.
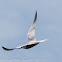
2, 11, 47, 51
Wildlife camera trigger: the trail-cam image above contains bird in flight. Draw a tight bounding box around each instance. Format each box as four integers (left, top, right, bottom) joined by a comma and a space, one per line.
2, 11, 47, 51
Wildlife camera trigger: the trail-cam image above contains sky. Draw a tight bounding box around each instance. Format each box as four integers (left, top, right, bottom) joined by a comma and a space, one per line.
0, 0, 62, 62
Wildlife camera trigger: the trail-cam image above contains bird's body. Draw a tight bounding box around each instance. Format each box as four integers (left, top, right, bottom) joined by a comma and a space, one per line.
17, 42, 39, 49
19, 39, 47, 49
2, 11, 47, 51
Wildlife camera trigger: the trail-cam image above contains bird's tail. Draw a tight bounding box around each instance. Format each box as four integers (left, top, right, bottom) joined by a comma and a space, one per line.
39, 39, 48, 43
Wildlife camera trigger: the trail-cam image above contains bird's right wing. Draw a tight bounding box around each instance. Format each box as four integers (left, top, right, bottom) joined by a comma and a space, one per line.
27, 11, 37, 42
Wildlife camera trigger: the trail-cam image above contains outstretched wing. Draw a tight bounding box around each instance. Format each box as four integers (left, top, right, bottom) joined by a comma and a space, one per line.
2, 46, 15, 51
27, 11, 37, 42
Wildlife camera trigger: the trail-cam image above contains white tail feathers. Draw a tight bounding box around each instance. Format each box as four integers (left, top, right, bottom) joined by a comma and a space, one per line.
39, 39, 48, 42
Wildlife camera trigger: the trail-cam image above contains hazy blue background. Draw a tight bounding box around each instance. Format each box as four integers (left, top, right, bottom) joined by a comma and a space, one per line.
0, 0, 62, 62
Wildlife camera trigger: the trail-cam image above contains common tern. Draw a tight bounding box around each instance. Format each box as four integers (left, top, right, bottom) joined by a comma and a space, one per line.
2, 11, 47, 51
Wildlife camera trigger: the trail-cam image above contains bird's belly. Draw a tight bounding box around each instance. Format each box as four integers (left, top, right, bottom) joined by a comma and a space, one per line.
22, 43, 39, 49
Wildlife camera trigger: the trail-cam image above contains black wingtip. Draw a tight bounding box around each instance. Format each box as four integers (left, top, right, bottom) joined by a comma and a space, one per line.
33, 11, 37, 23
2, 46, 5, 49
35, 10, 37, 19
36, 10, 37, 15
2, 46, 14, 51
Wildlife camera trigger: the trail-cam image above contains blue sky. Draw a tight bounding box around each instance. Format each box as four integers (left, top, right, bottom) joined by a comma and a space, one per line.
0, 0, 62, 62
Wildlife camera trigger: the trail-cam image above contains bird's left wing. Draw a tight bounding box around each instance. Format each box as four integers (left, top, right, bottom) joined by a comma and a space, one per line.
27, 11, 37, 42
2, 45, 24, 51
2, 46, 15, 51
